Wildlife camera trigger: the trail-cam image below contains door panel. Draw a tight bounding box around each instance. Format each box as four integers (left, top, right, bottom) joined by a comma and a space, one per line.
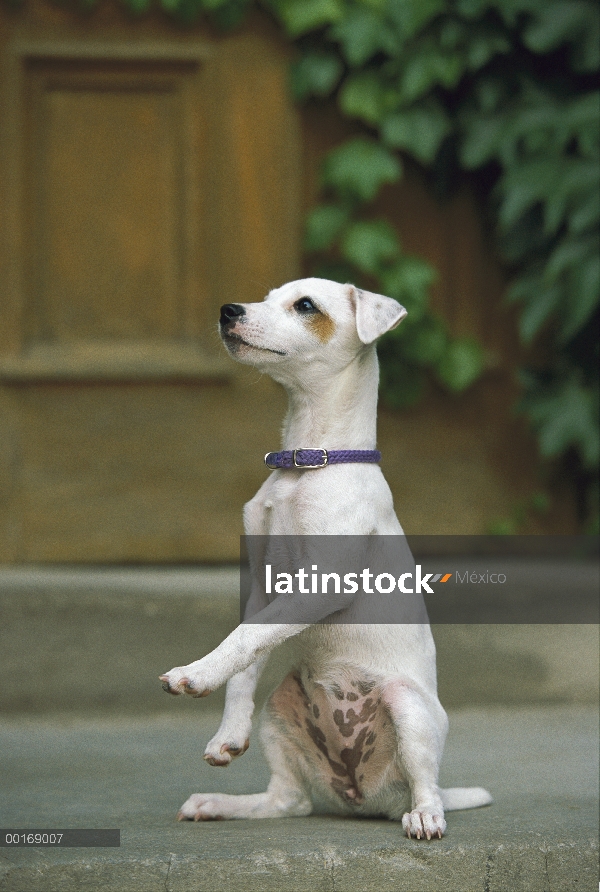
32, 65, 184, 342
0, 26, 299, 562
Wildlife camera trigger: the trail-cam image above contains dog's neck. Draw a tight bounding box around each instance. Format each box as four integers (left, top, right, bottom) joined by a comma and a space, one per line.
280, 346, 379, 450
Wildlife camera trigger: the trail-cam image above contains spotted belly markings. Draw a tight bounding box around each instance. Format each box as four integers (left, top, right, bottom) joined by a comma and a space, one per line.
332, 696, 380, 737
305, 683, 382, 804
352, 679, 376, 696
270, 672, 391, 806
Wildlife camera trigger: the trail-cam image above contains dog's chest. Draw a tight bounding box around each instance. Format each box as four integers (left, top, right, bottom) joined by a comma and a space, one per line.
246, 474, 308, 535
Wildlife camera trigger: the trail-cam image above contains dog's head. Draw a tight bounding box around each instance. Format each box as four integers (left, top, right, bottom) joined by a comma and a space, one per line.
219, 278, 406, 380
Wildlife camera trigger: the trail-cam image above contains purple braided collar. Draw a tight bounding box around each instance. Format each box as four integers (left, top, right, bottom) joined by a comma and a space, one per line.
264, 448, 381, 470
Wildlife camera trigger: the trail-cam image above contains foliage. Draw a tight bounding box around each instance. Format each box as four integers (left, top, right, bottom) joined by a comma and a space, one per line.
67, 0, 600, 526
274, 0, 600, 528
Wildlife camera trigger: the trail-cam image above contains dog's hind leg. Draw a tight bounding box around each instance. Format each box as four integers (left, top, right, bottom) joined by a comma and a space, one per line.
178, 716, 312, 821
382, 679, 449, 839
203, 655, 268, 766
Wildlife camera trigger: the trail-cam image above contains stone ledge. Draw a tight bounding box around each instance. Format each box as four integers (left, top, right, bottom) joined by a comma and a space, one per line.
0, 707, 597, 892
0, 566, 597, 712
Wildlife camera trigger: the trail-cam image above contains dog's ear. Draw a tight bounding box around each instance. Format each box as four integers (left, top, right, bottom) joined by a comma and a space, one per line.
350, 286, 407, 345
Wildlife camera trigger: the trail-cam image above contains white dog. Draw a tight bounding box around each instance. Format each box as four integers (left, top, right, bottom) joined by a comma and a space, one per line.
160, 278, 491, 839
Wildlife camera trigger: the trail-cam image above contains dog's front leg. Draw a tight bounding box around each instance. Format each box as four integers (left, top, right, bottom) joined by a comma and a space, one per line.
160, 622, 307, 697
203, 654, 268, 765
160, 549, 348, 698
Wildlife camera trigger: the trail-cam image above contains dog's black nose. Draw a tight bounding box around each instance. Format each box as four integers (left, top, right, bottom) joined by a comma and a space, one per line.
220, 304, 246, 326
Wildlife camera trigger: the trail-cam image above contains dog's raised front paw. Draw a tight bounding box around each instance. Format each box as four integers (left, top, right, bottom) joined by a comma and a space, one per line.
402, 809, 446, 840
203, 735, 250, 767
159, 673, 210, 698
159, 663, 214, 698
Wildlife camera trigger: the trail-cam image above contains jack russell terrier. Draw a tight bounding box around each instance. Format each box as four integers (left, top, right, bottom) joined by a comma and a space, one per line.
160, 278, 492, 839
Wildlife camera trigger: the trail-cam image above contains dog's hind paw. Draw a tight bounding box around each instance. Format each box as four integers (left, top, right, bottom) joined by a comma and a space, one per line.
402, 809, 446, 840
203, 736, 249, 767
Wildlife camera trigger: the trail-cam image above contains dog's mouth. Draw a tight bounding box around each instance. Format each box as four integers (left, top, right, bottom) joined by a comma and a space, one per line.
221, 331, 287, 356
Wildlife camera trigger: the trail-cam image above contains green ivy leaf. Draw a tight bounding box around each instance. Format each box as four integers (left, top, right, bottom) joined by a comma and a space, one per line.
576, 7, 600, 71
522, 286, 562, 343
436, 338, 485, 392
356, 0, 389, 12
559, 91, 600, 152
455, 0, 492, 18
507, 274, 562, 343
473, 77, 506, 115
341, 220, 400, 274
270, 0, 345, 38
322, 138, 402, 202
381, 104, 451, 163
386, 0, 446, 40
290, 51, 343, 101
379, 257, 435, 319
339, 71, 388, 125
498, 159, 561, 231
206, 0, 251, 29
561, 252, 600, 342
525, 376, 599, 468
304, 205, 349, 251
543, 160, 599, 234
522, 1, 591, 54
398, 45, 465, 103
465, 30, 511, 70
569, 192, 600, 234
330, 7, 391, 66
460, 113, 508, 167
544, 236, 592, 285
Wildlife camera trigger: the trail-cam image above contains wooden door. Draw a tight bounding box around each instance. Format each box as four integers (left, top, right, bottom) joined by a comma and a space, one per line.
0, 12, 300, 561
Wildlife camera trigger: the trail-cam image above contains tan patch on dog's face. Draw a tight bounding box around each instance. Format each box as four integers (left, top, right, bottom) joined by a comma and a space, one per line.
306, 311, 336, 343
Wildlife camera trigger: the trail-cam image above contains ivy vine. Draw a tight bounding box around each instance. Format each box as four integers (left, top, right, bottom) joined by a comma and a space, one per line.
31, 0, 600, 528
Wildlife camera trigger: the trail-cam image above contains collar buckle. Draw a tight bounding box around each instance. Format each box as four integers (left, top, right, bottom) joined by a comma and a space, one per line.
293, 448, 328, 469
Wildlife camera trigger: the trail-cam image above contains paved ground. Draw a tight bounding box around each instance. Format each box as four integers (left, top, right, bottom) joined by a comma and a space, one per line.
0, 705, 597, 891
0, 565, 597, 890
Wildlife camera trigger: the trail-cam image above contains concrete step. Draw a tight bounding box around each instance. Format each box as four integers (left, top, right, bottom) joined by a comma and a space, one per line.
0, 706, 597, 891
0, 568, 597, 890
0, 566, 597, 713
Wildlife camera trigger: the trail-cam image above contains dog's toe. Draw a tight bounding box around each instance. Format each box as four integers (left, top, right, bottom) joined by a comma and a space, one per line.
223, 739, 249, 756
159, 669, 212, 697
177, 794, 207, 820
204, 738, 249, 767
402, 809, 446, 840
159, 675, 181, 695
182, 679, 209, 697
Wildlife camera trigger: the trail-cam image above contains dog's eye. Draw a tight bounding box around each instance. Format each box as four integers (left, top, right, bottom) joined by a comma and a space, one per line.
294, 297, 319, 314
